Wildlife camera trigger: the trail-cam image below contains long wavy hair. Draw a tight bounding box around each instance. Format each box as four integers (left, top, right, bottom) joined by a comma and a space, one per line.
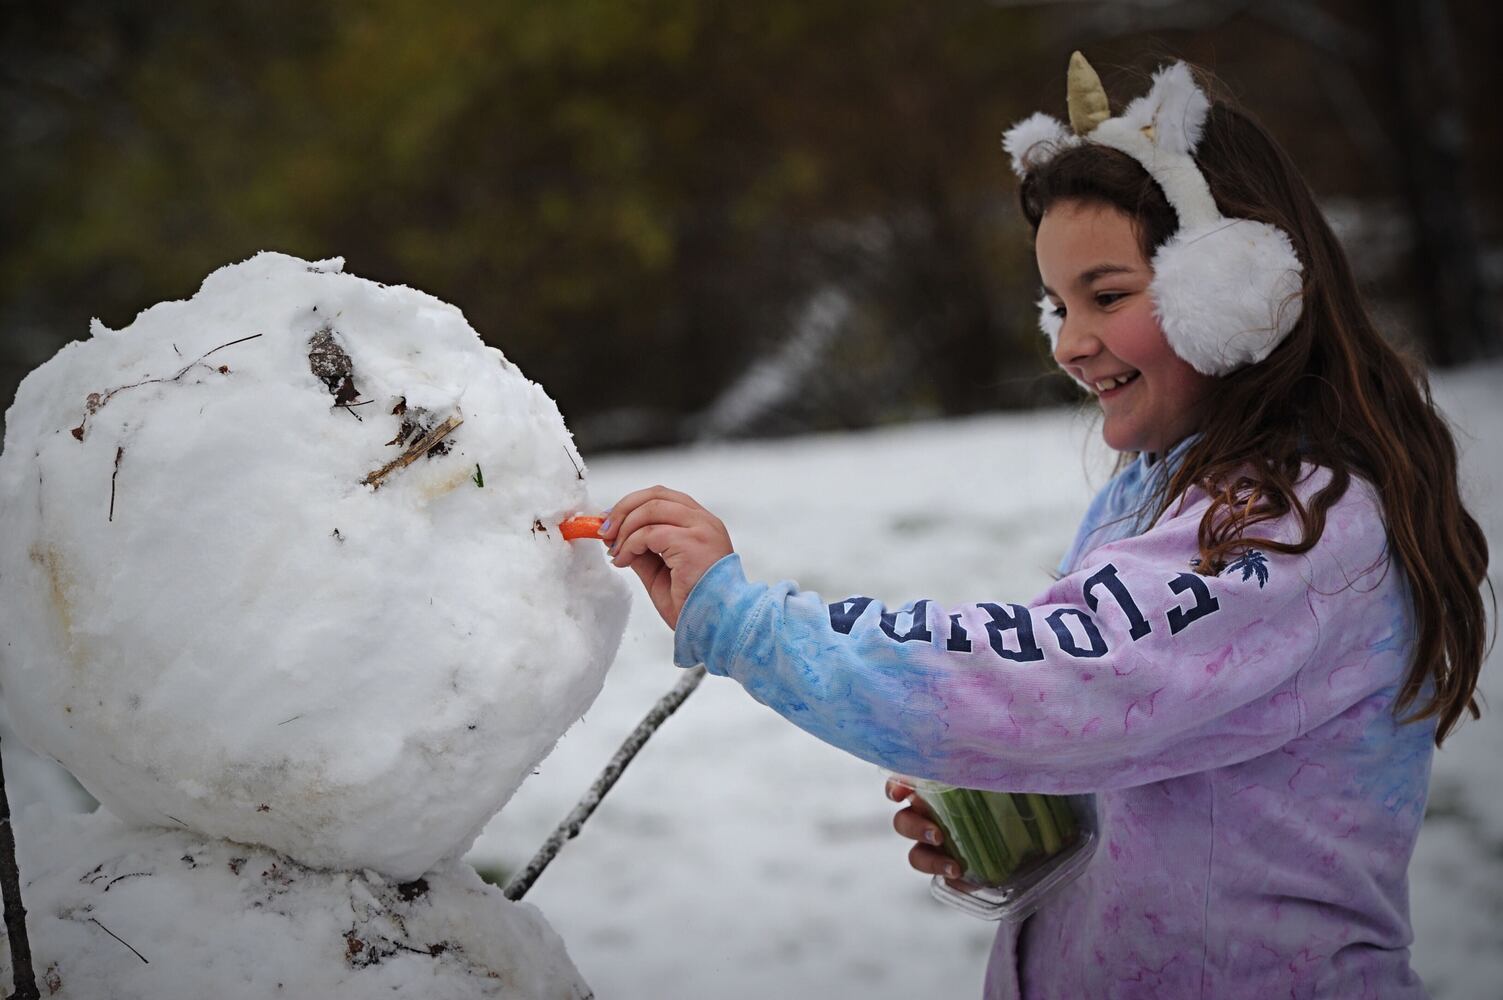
1017, 94, 1489, 747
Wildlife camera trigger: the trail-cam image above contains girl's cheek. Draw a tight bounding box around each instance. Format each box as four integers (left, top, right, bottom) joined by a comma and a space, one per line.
1115, 304, 1172, 363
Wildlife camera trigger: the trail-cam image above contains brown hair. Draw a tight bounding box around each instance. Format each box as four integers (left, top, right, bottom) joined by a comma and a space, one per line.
1018, 94, 1489, 746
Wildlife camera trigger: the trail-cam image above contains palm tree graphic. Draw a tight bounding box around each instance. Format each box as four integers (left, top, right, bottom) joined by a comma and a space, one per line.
1224, 550, 1270, 588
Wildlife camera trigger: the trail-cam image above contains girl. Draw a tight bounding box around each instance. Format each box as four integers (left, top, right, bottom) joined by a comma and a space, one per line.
600, 55, 1488, 998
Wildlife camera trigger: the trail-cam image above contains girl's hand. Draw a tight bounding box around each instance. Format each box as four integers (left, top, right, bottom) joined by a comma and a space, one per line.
886, 777, 963, 880
601, 486, 733, 629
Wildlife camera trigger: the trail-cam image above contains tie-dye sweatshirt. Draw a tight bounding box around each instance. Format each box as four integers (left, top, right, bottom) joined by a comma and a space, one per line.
673, 454, 1433, 999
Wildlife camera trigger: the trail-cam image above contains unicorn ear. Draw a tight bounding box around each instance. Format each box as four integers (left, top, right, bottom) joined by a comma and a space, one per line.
1002, 113, 1076, 178
1118, 62, 1209, 155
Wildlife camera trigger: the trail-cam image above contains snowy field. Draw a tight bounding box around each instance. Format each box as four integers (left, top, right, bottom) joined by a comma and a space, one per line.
470, 362, 1503, 1000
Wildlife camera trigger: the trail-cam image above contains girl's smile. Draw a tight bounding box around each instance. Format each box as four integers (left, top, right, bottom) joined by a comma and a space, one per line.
1035, 199, 1216, 455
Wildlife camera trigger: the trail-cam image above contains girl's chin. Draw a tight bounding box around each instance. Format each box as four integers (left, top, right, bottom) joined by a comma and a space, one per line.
1101, 420, 1159, 455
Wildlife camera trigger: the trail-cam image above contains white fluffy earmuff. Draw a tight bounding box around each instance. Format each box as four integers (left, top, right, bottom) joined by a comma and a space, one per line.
1004, 55, 1304, 377
1150, 219, 1304, 375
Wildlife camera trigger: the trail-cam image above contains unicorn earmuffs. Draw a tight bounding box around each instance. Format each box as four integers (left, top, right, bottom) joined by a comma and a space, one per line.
1004, 53, 1304, 377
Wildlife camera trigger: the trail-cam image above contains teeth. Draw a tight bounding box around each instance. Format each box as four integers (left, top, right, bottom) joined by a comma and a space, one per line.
1093, 372, 1137, 391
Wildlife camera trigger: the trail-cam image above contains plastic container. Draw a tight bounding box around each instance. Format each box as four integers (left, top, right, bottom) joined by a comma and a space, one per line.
906, 778, 1097, 922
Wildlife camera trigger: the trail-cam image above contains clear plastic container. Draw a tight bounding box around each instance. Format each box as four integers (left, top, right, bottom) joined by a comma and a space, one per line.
906, 777, 1097, 922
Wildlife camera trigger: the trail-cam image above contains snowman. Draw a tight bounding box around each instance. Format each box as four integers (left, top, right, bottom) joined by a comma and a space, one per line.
0, 253, 630, 998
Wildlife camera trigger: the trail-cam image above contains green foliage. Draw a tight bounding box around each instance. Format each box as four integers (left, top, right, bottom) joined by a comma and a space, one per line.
3, 0, 1072, 446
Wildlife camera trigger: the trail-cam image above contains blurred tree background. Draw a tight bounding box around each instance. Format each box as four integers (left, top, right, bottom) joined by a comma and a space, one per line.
3, 0, 1498, 450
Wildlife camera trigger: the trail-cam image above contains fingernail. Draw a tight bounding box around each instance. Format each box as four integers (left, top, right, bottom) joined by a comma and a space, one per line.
599, 519, 613, 536
924, 829, 940, 845
946, 863, 961, 878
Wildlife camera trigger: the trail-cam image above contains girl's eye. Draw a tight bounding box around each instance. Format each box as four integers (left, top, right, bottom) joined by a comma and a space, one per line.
1048, 302, 1066, 319
1095, 292, 1127, 308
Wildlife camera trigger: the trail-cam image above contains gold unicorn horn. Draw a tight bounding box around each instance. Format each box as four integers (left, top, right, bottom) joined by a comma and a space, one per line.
1067, 51, 1110, 135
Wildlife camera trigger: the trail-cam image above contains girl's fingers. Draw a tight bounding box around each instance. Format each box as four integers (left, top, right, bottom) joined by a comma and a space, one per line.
908, 843, 962, 879
629, 555, 666, 594
607, 498, 705, 552
602, 486, 733, 630
890, 782, 958, 876
885, 777, 915, 802
628, 554, 678, 628
611, 523, 674, 567
892, 804, 944, 847
602, 486, 704, 540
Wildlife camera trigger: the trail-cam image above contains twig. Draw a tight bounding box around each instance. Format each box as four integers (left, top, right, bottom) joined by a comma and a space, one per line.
108, 446, 124, 523
87, 917, 148, 964
197, 333, 264, 363
504, 665, 708, 901
562, 446, 583, 481
361, 416, 463, 489
339, 399, 374, 422
0, 738, 41, 999
103, 872, 151, 892
72, 333, 263, 441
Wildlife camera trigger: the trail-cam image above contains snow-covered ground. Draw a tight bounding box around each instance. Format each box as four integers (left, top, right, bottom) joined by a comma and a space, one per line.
470, 362, 1503, 1000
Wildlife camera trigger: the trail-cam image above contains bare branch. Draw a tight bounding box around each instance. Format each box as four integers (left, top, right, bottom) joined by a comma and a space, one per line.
504, 665, 708, 901
1, 739, 41, 1000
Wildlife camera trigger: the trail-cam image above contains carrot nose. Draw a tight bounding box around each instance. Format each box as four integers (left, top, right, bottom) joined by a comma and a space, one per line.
559, 515, 606, 541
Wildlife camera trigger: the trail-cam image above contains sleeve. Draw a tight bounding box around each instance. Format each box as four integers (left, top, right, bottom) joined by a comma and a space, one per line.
672, 485, 1404, 793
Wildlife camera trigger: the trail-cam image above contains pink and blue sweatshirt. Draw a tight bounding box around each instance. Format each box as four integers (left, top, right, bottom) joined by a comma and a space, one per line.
673, 451, 1433, 999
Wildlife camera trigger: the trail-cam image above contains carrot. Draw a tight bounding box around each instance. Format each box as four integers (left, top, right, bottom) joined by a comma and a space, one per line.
559, 515, 606, 541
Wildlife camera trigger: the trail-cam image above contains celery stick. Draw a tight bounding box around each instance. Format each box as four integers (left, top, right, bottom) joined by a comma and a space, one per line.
1025, 793, 1063, 854
1013, 793, 1048, 862
923, 791, 975, 876
940, 788, 1006, 884
986, 792, 1038, 869
925, 787, 1091, 888
933, 791, 970, 873
976, 792, 1018, 875
963, 789, 1010, 883
1046, 794, 1079, 843
940, 789, 991, 881
923, 794, 967, 868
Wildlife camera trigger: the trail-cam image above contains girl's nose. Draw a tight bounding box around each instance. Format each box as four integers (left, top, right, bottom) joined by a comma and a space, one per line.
1052, 315, 1100, 370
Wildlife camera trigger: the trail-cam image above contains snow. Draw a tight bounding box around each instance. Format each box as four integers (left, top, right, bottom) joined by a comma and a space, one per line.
0, 703, 93, 817
0, 252, 629, 880
8, 806, 590, 999
470, 363, 1503, 999
0, 252, 633, 997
